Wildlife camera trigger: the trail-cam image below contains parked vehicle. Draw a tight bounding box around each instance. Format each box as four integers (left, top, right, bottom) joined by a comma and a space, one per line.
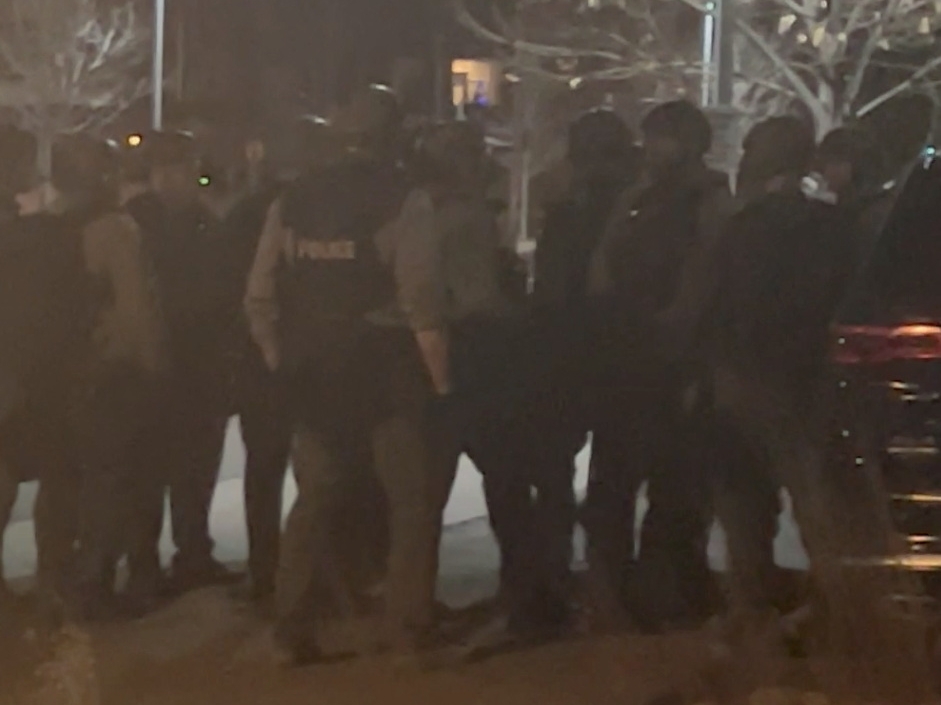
833, 147, 941, 592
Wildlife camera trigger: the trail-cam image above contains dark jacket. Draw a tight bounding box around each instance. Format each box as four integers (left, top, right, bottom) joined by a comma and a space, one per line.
535, 169, 633, 312
711, 192, 856, 381
589, 164, 735, 321
128, 194, 241, 413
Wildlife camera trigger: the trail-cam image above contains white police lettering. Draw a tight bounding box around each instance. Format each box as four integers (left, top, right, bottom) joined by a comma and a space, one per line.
296, 239, 357, 260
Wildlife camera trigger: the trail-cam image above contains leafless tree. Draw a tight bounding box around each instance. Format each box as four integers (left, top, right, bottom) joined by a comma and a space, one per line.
456, 0, 700, 89
713, 0, 941, 135
458, 0, 941, 138
0, 0, 150, 174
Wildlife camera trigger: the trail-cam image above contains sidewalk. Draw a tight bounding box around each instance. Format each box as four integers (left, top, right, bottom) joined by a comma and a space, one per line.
2, 421, 809, 581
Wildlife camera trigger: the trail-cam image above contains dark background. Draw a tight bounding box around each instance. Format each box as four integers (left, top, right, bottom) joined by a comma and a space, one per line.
173, 0, 443, 118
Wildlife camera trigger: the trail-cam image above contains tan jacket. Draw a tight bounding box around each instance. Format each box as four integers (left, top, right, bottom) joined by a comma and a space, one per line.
82, 211, 166, 374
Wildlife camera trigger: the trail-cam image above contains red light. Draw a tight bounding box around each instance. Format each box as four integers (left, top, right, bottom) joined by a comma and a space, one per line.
833, 323, 941, 364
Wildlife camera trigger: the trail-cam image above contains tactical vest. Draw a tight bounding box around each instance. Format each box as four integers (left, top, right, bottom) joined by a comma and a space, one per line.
609, 173, 726, 319
279, 158, 403, 346
0, 210, 103, 398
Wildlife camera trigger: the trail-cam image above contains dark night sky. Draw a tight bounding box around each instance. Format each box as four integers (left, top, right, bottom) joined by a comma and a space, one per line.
180, 0, 438, 113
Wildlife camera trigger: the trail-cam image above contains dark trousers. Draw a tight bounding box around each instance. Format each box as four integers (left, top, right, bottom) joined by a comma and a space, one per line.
479, 433, 579, 627
168, 409, 228, 569
708, 409, 780, 613
34, 458, 80, 595
583, 329, 716, 626
276, 325, 436, 650
238, 364, 292, 594
633, 405, 716, 626
0, 464, 16, 591
438, 316, 581, 628
0, 382, 78, 595
131, 390, 228, 582
71, 366, 160, 603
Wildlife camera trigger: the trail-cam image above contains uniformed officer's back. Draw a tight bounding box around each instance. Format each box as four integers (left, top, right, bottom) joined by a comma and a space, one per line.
279, 151, 407, 342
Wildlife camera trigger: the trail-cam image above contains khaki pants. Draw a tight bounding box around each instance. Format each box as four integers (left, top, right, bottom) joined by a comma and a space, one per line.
711, 362, 896, 614
275, 326, 437, 649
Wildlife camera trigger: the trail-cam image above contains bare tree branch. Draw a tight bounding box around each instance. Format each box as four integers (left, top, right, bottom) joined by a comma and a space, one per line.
734, 16, 828, 127
856, 52, 941, 117
0, 0, 150, 169
845, 0, 904, 115
458, 0, 941, 138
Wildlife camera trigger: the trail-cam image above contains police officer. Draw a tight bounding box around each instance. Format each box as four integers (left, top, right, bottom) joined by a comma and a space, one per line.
410, 121, 550, 640
128, 131, 239, 594
708, 117, 857, 623
50, 136, 168, 619
0, 126, 42, 599
813, 126, 895, 268
246, 85, 446, 664
522, 109, 643, 632
0, 135, 141, 610
586, 100, 736, 628
224, 124, 319, 605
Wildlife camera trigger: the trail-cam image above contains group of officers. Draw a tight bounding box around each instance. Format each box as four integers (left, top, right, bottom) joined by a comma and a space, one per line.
0, 83, 895, 666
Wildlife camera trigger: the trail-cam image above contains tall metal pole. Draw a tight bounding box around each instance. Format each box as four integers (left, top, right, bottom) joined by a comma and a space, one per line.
700, 1, 717, 107
701, 0, 734, 108
715, 0, 734, 106
433, 33, 446, 121
174, 16, 185, 102
152, 0, 165, 130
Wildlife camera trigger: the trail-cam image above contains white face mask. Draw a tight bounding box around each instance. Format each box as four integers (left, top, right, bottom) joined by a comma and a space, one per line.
802, 172, 838, 204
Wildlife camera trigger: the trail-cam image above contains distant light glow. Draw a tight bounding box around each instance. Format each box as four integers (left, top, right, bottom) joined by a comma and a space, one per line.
127, 134, 143, 147
924, 144, 937, 169
198, 175, 211, 187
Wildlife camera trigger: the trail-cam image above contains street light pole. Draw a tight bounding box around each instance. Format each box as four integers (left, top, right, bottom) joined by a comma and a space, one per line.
702, 0, 738, 168
700, 1, 717, 106
152, 0, 165, 130
715, 0, 734, 106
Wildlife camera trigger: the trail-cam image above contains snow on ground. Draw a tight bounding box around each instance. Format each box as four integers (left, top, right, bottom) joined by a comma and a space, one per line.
2, 419, 809, 581
0, 422, 816, 705
2, 512, 765, 705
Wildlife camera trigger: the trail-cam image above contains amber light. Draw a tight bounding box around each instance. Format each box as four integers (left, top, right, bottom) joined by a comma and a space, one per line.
833, 323, 941, 364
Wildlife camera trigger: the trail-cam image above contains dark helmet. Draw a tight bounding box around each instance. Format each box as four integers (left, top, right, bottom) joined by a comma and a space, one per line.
51, 134, 119, 197
739, 116, 816, 185
145, 130, 199, 168
336, 84, 403, 148
641, 100, 713, 157
412, 121, 486, 186
421, 120, 485, 166
0, 125, 37, 196
568, 108, 633, 163
816, 125, 883, 188
293, 115, 335, 162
